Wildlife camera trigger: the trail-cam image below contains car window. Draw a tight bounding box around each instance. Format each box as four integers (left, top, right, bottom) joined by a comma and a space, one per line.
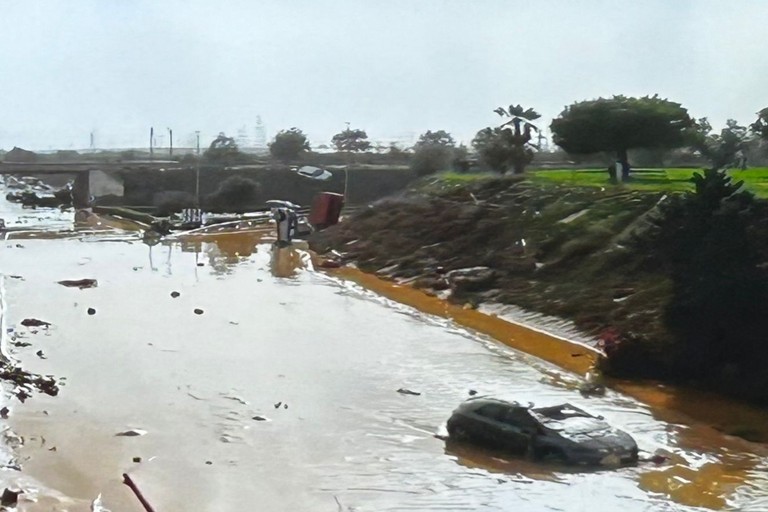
475, 404, 508, 421
505, 408, 538, 428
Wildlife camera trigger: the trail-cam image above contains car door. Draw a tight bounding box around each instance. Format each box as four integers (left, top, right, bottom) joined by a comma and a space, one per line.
498, 408, 536, 454
472, 404, 510, 447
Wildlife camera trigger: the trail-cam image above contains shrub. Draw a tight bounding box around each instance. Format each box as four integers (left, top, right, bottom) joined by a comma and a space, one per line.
154, 191, 197, 216
204, 176, 261, 212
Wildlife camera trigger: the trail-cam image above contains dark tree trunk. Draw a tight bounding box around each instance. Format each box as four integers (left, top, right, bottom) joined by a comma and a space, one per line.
617, 148, 630, 180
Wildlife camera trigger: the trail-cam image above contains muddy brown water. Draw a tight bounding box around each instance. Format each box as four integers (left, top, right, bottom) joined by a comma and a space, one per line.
1, 196, 768, 511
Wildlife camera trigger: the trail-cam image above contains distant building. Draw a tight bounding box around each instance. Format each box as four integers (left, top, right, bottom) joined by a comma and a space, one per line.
253, 116, 268, 152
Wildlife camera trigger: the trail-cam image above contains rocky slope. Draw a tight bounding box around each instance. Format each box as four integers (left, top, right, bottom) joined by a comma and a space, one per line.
311, 176, 674, 363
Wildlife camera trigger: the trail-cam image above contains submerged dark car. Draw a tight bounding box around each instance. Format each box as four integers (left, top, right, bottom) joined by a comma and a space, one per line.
446, 398, 638, 466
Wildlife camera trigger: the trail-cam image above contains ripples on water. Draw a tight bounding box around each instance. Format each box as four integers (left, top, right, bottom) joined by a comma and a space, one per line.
0, 198, 767, 511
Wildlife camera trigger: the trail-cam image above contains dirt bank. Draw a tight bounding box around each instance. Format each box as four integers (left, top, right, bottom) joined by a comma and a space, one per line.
309, 174, 768, 415
311, 175, 670, 345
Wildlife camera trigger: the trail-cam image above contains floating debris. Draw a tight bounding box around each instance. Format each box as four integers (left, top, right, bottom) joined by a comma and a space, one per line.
194, 308, 204, 315
1, 488, 23, 507
20, 318, 50, 327
170, 291, 181, 298
397, 388, 421, 396
87, 308, 96, 316
58, 278, 98, 289
115, 429, 148, 437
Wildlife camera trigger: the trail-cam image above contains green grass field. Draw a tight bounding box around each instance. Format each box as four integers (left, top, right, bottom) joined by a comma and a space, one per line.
428, 168, 768, 198
527, 167, 768, 198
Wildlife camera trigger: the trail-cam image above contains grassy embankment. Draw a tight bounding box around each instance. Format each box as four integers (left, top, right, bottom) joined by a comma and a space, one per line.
431, 167, 768, 196
311, 166, 768, 408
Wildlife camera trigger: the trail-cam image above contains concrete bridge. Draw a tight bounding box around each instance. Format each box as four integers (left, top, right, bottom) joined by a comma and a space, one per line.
0, 161, 190, 209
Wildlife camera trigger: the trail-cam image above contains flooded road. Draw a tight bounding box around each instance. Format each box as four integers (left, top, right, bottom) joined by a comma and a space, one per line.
2, 197, 768, 511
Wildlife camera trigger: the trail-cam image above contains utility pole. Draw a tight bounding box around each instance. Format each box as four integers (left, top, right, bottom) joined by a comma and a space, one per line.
150, 127, 154, 160
195, 130, 201, 207
168, 127, 173, 158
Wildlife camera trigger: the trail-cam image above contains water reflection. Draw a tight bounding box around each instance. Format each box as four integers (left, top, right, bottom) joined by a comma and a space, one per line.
270, 243, 304, 278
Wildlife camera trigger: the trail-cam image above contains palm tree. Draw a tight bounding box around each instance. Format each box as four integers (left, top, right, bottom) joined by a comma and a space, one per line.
495, 105, 541, 174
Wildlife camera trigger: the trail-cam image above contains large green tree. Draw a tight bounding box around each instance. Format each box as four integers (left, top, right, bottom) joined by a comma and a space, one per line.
331, 127, 371, 153
550, 95, 695, 180
472, 105, 540, 174
269, 128, 310, 163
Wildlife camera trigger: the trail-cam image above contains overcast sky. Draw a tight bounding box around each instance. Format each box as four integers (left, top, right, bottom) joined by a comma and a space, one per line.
0, 0, 766, 151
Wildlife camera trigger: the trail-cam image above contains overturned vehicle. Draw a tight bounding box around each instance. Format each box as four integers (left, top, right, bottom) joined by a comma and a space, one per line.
446, 398, 638, 466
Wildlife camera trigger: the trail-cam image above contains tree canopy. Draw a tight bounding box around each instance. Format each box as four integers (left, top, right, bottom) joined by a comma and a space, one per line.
410, 130, 457, 176
204, 132, 247, 164
269, 128, 310, 163
690, 118, 749, 169
751, 107, 768, 140
550, 95, 695, 177
331, 128, 371, 152
414, 130, 455, 148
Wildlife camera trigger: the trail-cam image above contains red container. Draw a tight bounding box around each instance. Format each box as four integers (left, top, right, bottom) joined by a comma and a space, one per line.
309, 192, 345, 229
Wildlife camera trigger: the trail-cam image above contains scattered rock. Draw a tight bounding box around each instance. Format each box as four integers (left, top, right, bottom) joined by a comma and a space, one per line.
170, 291, 181, 298
115, 429, 147, 437
252, 415, 268, 421
57, 279, 98, 289
35, 350, 46, 359
0, 407, 9, 419
446, 266, 497, 293
87, 308, 96, 315
396, 388, 421, 396
205, 460, 213, 465
197, 263, 204, 267
133, 456, 142, 463
20, 318, 50, 327
48, 446, 57, 452
273, 401, 282, 409
194, 308, 204, 315
468, 389, 477, 396
15, 389, 30, 403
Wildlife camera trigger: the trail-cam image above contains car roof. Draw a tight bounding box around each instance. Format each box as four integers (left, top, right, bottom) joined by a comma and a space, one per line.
456, 396, 528, 413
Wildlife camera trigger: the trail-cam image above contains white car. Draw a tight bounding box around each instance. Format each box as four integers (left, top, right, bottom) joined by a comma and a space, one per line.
293, 166, 332, 181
